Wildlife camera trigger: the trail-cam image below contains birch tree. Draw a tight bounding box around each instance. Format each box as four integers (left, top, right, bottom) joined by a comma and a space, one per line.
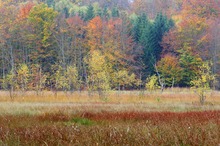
191, 62, 215, 105
87, 50, 110, 97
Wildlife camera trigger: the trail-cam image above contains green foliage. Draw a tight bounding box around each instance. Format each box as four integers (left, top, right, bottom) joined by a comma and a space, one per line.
84, 4, 95, 21
54, 0, 76, 17
111, 6, 119, 17
156, 97, 161, 102
143, 13, 174, 75
152, 13, 174, 57
27, 3, 58, 74
70, 117, 94, 126
102, 6, 109, 19
132, 13, 150, 44
3, 70, 17, 91
191, 62, 215, 105
132, 13, 174, 76
28, 3, 58, 47
2, 70, 17, 99
46, 0, 55, 8
93, 3, 109, 19
179, 49, 203, 86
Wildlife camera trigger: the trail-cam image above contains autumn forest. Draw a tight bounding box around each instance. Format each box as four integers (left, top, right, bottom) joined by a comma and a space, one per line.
0, 0, 220, 94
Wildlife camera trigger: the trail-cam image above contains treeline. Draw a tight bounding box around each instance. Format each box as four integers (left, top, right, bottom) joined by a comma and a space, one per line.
0, 0, 219, 95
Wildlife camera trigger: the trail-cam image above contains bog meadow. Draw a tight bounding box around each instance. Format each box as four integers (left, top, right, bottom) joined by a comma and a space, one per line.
0, 90, 220, 145
0, 0, 220, 145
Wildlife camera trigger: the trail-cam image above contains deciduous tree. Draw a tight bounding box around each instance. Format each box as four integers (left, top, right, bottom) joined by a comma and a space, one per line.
66, 65, 81, 92
30, 64, 47, 95
17, 63, 30, 94
157, 54, 182, 87
191, 62, 215, 105
27, 3, 58, 73
145, 74, 159, 91
87, 50, 110, 97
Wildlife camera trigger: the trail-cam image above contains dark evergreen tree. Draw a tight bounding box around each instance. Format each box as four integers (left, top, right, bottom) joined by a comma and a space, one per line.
111, 6, 119, 18
132, 13, 150, 44
63, 7, 69, 18
46, 0, 55, 8
138, 13, 151, 45
96, 7, 103, 17
142, 13, 174, 75
102, 6, 109, 19
96, 6, 109, 19
131, 13, 151, 77
152, 13, 174, 61
84, 4, 95, 21
78, 10, 85, 20
131, 16, 139, 43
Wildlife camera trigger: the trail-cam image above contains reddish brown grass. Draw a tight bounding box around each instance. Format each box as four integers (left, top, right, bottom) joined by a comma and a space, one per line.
0, 110, 219, 145
81, 110, 220, 124
0, 90, 219, 145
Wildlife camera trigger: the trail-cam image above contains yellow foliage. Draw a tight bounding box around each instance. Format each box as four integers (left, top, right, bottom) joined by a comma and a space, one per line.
146, 75, 159, 91
191, 62, 215, 104
17, 64, 30, 91
87, 50, 110, 92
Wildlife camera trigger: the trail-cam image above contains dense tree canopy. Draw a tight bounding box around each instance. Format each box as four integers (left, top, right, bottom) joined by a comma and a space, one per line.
0, 0, 219, 92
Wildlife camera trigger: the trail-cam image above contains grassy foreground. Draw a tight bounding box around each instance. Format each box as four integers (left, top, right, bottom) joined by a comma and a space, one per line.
0, 90, 219, 145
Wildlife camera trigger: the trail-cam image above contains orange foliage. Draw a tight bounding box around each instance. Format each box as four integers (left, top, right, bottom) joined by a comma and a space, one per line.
86, 16, 104, 51
157, 54, 182, 85
86, 16, 132, 64
182, 0, 220, 18
18, 2, 34, 19
131, 0, 180, 18
162, 0, 219, 59
162, 17, 209, 58
85, 16, 135, 75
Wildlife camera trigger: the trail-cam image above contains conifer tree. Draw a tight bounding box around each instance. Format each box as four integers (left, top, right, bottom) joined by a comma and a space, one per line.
143, 13, 174, 75
111, 6, 119, 18
84, 4, 95, 21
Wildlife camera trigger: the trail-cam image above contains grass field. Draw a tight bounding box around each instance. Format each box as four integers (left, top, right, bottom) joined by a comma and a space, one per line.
0, 90, 219, 145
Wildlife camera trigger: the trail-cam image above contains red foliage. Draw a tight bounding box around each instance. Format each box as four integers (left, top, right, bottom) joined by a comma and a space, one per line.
66, 15, 84, 27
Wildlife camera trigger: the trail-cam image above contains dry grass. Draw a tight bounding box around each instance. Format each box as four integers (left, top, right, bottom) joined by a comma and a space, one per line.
0, 89, 219, 104
0, 89, 219, 145
0, 89, 219, 115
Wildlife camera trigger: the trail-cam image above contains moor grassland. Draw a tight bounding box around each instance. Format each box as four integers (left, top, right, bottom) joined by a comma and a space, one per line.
0, 90, 219, 145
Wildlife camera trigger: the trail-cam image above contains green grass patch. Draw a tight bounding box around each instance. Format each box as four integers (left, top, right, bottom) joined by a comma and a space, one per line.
67, 117, 95, 126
